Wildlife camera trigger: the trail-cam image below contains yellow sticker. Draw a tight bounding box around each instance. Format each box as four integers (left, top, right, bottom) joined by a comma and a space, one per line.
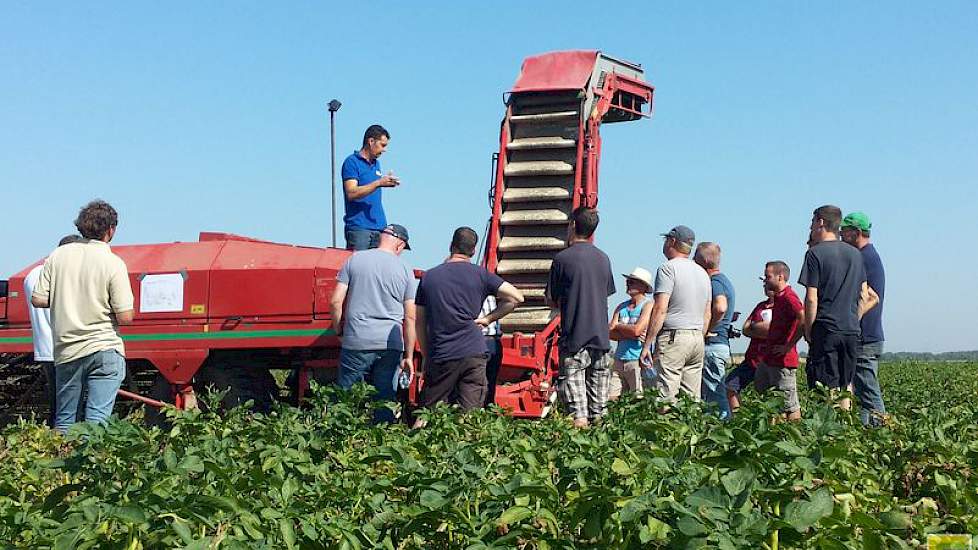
190, 304, 205, 314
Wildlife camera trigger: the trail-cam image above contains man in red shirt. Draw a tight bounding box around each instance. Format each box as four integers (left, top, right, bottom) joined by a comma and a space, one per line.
725, 289, 774, 414
758, 261, 805, 421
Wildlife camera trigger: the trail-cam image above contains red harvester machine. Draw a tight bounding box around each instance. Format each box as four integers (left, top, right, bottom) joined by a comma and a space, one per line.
0, 50, 653, 420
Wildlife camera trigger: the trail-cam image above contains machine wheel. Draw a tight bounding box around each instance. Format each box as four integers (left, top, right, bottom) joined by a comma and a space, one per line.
195, 362, 277, 414
144, 372, 175, 428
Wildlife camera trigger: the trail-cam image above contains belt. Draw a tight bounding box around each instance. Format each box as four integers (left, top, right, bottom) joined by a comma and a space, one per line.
658, 328, 701, 344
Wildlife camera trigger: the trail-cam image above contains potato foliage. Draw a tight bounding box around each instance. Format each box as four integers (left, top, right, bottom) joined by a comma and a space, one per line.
2, 361, 976, 549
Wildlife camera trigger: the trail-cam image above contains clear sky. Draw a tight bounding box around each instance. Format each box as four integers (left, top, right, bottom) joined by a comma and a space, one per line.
2, 2, 976, 352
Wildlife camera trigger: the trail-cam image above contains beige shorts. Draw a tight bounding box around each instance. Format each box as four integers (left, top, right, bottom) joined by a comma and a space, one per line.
609, 358, 643, 399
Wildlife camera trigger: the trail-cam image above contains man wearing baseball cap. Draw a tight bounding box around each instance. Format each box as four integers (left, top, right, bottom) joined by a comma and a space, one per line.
331, 223, 417, 422
640, 225, 712, 404
841, 211, 886, 425
608, 267, 654, 399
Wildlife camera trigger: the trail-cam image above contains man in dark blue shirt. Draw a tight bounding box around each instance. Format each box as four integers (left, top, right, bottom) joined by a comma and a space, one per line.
415, 227, 524, 421
341, 125, 400, 250
694, 242, 735, 419
547, 207, 616, 428
842, 211, 886, 425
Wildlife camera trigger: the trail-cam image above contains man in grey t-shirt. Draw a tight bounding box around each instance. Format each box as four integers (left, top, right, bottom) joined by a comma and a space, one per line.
640, 226, 712, 404
330, 223, 417, 422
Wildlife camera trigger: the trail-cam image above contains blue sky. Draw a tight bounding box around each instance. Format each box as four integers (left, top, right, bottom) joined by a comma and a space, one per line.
2, 2, 976, 352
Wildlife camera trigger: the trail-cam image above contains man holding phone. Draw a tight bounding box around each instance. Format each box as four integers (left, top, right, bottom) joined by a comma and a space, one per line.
342, 124, 401, 250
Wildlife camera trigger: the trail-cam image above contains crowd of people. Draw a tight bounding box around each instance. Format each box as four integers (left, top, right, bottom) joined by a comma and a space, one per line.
333, 125, 888, 427
26, 124, 887, 434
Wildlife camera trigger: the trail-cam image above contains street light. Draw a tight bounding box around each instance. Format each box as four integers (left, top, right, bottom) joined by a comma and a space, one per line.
328, 99, 342, 248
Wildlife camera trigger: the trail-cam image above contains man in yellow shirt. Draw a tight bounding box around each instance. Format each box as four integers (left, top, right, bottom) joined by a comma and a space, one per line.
31, 200, 134, 434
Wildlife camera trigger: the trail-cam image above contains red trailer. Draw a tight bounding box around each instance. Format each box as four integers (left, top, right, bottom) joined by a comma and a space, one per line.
0, 50, 653, 420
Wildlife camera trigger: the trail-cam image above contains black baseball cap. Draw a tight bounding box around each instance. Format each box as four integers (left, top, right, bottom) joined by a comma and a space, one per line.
383, 223, 411, 249
661, 225, 695, 245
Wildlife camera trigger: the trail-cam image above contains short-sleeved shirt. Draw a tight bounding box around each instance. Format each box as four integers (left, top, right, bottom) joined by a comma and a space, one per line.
341, 151, 387, 231
705, 272, 736, 345
798, 239, 867, 334
654, 257, 712, 331
763, 286, 804, 368
416, 262, 504, 363
337, 249, 417, 351
480, 295, 501, 337
743, 299, 773, 367
23, 264, 54, 362
859, 244, 885, 343
546, 242, 616, 353
31, 240, 134, 365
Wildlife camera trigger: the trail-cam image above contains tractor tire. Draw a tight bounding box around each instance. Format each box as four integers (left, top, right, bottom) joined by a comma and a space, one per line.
195, 362, 277, 414
144, 372, 175, 428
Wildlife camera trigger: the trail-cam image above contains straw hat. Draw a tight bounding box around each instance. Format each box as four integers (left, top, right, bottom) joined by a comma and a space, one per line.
622, 267, 653, 289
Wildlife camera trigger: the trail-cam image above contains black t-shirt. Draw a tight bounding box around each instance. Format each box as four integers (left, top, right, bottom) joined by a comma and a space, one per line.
798, 239, 867, 335
416, 262, 504, 363
546, 242, 616, 353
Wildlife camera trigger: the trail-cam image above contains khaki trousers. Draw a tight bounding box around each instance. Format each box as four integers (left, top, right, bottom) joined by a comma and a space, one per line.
653, 329, 704, 403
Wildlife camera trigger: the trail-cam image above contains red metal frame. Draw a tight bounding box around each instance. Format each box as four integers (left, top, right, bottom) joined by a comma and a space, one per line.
479, 50, 655, 417
484, 113, 511, 274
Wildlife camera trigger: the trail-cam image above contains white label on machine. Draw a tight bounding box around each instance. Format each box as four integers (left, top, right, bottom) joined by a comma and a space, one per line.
139, 273, 185, 313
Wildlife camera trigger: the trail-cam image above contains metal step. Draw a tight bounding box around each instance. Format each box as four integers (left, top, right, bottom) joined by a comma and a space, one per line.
500, 307, 556, 331
519, 287, 547, 300
503, 186, 571, 203
507, 137, 577, 150
499, 209, 569, 225
504, 161, 574, 177
497, 259, 552, 275
509, 111, 579, 123
499, 236, 566, 252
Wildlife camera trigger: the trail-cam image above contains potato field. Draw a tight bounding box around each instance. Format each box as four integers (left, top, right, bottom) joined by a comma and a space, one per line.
2, 361, 977, 549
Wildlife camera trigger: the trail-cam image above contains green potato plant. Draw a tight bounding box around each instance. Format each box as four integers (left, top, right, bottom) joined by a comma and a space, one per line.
1, 361, 976, 549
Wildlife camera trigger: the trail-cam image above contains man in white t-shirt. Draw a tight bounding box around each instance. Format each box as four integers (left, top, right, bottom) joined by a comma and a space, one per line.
23, 234, 85, 427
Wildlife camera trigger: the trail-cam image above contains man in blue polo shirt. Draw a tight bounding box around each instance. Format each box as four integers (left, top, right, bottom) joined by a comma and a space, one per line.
694, 242, 735, 419
342, 124, 400, 250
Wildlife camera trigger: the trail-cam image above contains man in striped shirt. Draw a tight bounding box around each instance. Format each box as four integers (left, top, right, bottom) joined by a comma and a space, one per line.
480, 296, 503, 407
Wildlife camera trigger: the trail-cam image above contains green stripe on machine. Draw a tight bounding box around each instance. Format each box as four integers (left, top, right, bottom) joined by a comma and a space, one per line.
0, 328, 335, 345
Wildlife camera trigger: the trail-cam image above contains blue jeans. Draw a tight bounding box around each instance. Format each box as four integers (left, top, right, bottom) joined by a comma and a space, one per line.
54, 349, 126, 434
702, 343, 732, 419
337, 348, 400, 423
853, 340, 885, 426
344, 228, 380, 251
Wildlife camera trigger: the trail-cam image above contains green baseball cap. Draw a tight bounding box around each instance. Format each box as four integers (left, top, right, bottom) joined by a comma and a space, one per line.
841, 211, 872, 232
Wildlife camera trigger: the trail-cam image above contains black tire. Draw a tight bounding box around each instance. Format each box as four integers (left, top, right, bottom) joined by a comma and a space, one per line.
144, 372, 175, 428
195, 362, 277, 414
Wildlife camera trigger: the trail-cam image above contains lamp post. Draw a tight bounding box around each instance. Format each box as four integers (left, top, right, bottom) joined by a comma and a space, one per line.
327, 99, 342, 248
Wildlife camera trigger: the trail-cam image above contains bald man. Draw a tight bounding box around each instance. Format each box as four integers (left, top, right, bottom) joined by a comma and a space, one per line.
694, 242, 736, 419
